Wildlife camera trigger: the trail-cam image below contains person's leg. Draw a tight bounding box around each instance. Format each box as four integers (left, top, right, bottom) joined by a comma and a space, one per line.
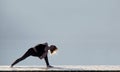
44, 55, 53, 68
11, 48, 33, 67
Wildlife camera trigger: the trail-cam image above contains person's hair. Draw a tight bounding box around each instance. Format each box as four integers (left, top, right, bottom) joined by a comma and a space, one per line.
50, 45, 58, 54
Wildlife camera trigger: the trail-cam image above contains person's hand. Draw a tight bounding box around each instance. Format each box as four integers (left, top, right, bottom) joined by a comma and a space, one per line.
47, 65, 54, 68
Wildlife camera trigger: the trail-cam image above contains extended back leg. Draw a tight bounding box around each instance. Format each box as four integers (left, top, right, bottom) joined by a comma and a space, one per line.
11, 48, 33, 67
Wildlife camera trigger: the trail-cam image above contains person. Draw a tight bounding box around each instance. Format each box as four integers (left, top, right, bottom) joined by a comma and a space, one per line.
11, 42, 58, 68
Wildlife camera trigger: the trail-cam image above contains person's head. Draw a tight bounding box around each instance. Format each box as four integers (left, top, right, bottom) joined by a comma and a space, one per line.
49, 45, 58, 55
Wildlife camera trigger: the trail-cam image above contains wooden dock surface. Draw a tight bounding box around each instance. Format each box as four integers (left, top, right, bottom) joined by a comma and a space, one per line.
0, 65, 120, 72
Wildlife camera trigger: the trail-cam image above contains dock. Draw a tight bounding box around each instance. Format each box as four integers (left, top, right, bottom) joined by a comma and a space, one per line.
0, 65, 120, 72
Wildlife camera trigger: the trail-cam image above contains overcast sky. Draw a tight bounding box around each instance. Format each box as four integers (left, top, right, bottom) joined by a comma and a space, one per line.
0, 0, 120, 66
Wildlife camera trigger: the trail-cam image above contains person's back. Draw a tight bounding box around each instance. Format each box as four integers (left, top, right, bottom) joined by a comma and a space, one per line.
34, 44, 46, 56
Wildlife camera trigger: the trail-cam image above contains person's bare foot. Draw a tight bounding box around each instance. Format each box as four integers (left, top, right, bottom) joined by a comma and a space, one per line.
10, 65, 13, 68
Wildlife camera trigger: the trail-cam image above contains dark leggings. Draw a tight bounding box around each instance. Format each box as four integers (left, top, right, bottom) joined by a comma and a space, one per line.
11, 48, 50, 66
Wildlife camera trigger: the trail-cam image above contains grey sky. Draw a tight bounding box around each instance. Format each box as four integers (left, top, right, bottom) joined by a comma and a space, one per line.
0, 0, 120, 65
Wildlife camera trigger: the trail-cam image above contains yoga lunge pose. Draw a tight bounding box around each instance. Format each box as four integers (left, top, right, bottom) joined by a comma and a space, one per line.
11, 42, 58, 68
